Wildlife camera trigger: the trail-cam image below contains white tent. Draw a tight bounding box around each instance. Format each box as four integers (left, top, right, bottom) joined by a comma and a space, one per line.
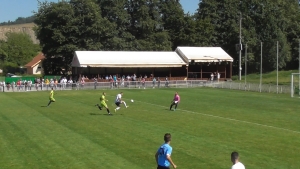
72, 51, 187, 68
175, 47, 233, 63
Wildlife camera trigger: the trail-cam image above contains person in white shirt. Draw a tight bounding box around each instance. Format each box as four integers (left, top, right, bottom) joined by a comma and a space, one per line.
68, 79, 73, 88
114, 92, 128, 112
231, 152, 245, 169
27, 80, 32, 91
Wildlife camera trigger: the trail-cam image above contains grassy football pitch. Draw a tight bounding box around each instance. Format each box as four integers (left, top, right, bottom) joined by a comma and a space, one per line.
0, 88, 299, 169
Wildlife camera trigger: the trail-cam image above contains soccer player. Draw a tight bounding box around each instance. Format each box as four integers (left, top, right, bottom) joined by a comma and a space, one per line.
155, 133, 177, 169
114, 92, 128, 112
169, 92, 180, 111
47, 88, 55, 107
95, 92, 111, 115
231, 152, 245, 169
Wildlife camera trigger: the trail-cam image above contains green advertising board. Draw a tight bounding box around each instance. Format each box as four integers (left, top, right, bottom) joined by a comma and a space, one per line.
5, 77, 37, 84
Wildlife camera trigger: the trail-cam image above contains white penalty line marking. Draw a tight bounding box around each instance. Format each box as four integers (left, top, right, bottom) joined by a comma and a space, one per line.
133, 100, 300, 135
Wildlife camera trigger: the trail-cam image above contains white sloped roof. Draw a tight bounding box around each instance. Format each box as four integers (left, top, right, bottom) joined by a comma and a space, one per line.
72, 51, 187, 67
176, 47, 233, 62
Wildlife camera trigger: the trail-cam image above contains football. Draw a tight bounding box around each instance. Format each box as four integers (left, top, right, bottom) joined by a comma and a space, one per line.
131, 99, 134, 102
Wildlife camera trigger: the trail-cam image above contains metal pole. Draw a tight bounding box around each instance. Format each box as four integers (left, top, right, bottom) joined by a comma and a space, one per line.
245, 43, 247, 88
299, 39, 300, 96
239, 12, 242, 80
260, 42, 262, 93
277, 41, 279, 94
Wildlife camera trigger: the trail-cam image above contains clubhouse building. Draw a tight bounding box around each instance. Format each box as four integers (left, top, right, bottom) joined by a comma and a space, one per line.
71, 47, 233, 81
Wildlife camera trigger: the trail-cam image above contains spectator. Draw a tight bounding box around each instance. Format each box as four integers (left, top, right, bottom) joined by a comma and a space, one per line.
157, 77, 161, 88
152, 77, 156, 88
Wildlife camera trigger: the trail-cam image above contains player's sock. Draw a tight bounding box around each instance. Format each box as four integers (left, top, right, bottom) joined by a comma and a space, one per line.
47, 101, 52, 106
97, 105, 102, 110
106, 108, 110, 114
116, 107, 120, 110
123, 102, 127, 107
175, 104, 178, 109
170, 104, 173, 110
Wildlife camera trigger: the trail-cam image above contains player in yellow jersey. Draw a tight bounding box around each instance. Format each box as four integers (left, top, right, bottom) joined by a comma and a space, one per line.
95, 92, 111, 115
47, 88, 56, 107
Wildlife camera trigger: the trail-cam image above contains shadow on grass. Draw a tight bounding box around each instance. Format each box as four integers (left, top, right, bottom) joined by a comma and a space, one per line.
90, 113, 123, 116
41, 106, 48, 107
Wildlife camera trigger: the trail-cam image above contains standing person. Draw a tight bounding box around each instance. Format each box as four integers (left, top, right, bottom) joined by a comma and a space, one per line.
152, 77, 156, 88
157, 77, 161, 88
169, 92, 180, 111
114, 92, 128, 112
95, 92, 111, 115
231, 152, 245, 169
47, 88, 56, 107
155, 133, 177, 169
165, 76, 169, 87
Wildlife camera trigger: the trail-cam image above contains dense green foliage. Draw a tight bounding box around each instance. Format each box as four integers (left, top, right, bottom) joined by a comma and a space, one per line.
0, 88, 300, 168
197, 0, 300, 74
31, 0, 300, 75
0, 32, 40, 73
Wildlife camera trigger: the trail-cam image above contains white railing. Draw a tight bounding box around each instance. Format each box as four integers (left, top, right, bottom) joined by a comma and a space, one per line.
0, 80, 291, 94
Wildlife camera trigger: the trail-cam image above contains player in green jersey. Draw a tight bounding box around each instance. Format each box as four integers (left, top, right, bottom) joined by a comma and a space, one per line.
95, 92, 111, 115
47, 88, 56, 107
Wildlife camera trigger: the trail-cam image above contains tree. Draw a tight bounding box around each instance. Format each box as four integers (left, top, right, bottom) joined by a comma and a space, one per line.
126, 0, 172, 51
97, 0, 136, 50
34, 0, 116, 74
158, 0, 185, 50
0, 32, 40, 67
196, 0, 296, 73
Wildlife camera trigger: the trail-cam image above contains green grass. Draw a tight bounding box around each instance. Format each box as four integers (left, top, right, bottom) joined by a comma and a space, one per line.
232, 70, 300, 85
0, 88, 300, 169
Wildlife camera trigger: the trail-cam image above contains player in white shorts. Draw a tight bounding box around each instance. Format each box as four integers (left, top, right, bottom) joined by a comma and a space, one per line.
114, 92, 128, 112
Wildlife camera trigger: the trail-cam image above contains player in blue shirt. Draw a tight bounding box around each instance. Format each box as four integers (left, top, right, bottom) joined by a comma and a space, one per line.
155, 133, 177, 169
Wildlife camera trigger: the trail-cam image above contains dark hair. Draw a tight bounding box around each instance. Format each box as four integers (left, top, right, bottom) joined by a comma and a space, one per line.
231, 152, 239, 160
164, 133, 171, 142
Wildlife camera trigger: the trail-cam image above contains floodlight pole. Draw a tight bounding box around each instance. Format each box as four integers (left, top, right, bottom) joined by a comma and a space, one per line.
277, 41, 279, 94
260, 42, 263, 93
244, 43, 247, 89
239, 12, 242, 81
299, 39, 300, 96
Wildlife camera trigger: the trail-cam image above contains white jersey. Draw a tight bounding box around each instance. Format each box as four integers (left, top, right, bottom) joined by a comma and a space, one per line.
231, 162, 245, 169
115, 94, 122, 103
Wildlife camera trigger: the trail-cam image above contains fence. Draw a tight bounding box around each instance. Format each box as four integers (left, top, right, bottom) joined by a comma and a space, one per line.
0, 80, 292, 94
211, 81, 291, 94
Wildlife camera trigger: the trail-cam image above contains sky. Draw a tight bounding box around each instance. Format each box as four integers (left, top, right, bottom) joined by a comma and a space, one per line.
0, 0, 199, 23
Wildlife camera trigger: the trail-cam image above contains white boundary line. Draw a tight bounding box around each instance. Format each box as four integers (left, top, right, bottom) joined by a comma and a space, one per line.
132, 99, 300, 135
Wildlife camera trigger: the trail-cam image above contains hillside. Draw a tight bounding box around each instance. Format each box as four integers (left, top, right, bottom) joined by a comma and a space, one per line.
0, 23, 38, 44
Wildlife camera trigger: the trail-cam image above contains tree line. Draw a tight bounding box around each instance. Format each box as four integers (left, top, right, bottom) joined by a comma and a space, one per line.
32, 0, 300, 75
0, 16, 36, 26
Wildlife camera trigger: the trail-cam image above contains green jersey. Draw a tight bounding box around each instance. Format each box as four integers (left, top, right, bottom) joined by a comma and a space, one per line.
100, 95, 106, 103
50, 90, 54, 98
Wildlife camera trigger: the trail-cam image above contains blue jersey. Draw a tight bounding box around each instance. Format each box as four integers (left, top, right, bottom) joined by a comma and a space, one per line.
157, 143, 172, 167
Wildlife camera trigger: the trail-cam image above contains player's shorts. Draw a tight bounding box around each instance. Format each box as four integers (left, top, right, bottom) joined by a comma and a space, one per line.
174, 101, 179, 104
115, 101, 121, 106
157, 166, 170, 169
49, 97, 56, 102
100, 102, 108, 108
